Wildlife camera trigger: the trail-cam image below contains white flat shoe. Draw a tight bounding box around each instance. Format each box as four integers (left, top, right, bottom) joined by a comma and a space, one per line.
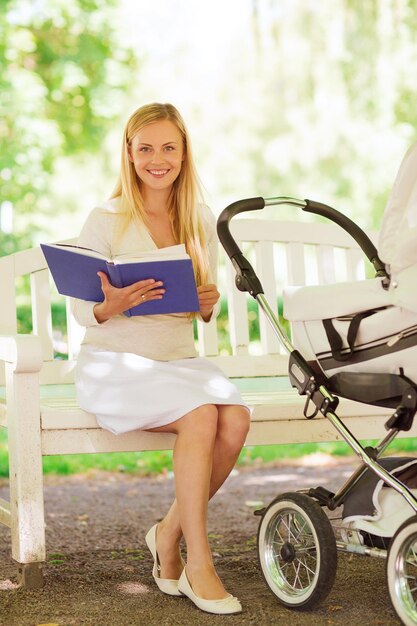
178, 568, 242, 615
145, 524, 183, 596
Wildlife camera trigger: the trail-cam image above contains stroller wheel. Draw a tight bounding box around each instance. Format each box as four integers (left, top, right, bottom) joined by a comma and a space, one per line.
387, 514, 417, 626
257, 492, 337, 609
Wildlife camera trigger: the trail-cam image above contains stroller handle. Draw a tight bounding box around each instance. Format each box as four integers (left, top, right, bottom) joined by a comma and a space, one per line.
217, 196, 306, 259
303, 199, 387, 277
217, 196, 388, 280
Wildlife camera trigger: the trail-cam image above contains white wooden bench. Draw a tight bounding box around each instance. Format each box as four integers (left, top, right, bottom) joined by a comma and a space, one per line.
0, 217, 403, 588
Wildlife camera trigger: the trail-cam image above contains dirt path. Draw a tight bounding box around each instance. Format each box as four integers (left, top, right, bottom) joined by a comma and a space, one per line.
0, 455, 401, 625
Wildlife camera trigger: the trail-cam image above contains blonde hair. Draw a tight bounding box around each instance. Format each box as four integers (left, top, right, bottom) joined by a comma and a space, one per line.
111, 103, 210, 287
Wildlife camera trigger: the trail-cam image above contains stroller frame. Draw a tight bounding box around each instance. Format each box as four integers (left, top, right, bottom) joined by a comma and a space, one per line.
217, 195, 417, 625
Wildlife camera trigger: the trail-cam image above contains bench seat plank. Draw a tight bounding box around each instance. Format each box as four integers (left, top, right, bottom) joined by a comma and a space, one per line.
38, 390, 388, 429
1, 379, 391, 431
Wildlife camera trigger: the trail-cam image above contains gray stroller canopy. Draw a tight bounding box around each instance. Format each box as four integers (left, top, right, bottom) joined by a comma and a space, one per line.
283, 140, 417, 392
379, 141, 417, 312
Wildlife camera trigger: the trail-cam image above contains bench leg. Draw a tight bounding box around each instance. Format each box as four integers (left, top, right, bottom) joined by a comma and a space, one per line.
6, 367, 46, 580
16, 562, 44, 589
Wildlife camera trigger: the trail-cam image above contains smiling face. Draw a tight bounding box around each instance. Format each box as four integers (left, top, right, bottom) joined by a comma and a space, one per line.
128, 119, 185, 195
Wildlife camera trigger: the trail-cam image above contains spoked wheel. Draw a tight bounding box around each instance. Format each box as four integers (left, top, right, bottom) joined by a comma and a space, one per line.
257, 492, 337, 609
387, 515, 417, 626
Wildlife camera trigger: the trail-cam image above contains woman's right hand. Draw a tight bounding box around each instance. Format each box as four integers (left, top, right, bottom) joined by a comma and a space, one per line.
93, 271, 165, 323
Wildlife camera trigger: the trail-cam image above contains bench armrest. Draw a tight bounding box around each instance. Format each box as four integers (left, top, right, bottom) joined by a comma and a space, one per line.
0, 335, 43, 373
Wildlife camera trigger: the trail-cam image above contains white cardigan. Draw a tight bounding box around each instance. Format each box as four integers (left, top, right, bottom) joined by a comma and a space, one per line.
71, 199, 219, 361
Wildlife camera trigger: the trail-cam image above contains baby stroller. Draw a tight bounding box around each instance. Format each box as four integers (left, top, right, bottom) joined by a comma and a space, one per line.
217, 142, 417, 626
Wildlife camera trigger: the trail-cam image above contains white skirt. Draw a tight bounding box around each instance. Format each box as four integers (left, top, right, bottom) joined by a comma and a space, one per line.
75, 345, 250, 434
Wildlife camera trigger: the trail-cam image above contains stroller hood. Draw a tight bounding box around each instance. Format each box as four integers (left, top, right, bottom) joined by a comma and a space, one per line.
379, 140, 417, 278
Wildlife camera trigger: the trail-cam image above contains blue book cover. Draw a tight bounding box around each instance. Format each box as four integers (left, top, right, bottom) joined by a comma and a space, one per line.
40, 243, 200, 316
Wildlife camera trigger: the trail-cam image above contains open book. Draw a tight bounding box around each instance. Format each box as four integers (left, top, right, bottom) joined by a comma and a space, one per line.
40, 243, 200, 316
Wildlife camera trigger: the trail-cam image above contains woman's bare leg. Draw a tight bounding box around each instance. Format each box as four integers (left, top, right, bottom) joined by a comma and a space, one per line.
147, 404, 230, 599
149, 405, 250, 595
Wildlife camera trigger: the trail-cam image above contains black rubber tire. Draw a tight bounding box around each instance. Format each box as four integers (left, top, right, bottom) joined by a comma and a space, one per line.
257, 491, 337, 609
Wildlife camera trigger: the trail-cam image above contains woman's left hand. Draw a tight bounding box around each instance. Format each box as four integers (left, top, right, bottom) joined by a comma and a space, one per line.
197, 284, 220, 321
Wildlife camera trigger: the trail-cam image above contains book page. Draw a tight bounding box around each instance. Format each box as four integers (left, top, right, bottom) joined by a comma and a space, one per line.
113, 244, 189, 264
51, 243, 109, 261
47, 243, 188, 263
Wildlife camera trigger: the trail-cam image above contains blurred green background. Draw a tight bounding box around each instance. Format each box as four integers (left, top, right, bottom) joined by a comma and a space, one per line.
2, 0, 417, 475
3, 0, 417, 256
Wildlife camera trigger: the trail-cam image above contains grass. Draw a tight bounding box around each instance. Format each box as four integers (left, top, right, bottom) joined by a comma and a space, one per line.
1, 429, 417, 478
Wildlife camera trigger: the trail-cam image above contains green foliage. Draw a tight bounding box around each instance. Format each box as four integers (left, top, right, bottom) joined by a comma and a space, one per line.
41, 449, 174, 476
204, 1, 417, 231
0, 0, 136, 255
0, 230, 32, 257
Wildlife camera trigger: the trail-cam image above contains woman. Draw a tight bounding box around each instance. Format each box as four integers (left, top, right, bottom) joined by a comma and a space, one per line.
72, 103, 250, 615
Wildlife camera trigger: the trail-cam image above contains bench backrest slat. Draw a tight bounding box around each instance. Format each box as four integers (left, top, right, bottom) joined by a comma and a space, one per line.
316, 245, 337, 284
197, 317, 219, 357
255, 241, 282, 355
30, 269, 54, 361
225, 258, 250, 355
0, 218, 370, 384
0, 254, 17, 336
286, 242, 306, 285
346, 247, 366, 281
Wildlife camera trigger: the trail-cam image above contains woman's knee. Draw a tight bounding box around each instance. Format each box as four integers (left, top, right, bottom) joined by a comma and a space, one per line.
235, 410, 251, 444
178, 404, 219, 439
217, 406, 250, 448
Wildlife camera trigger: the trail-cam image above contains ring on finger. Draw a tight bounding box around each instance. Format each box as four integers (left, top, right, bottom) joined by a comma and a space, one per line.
141, 294, 145, 300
